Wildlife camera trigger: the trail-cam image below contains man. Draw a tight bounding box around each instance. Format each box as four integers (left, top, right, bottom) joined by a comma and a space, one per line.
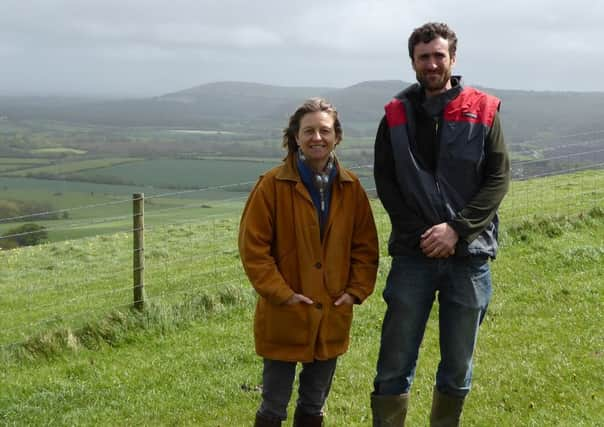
371, 22, 510, 426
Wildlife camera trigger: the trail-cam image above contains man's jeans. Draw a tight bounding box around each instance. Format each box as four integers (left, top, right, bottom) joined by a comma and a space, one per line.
374, 255, 492, 398
258, 358, 337, 420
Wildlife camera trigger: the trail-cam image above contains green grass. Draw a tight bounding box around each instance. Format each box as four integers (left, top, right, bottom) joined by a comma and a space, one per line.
499, 169, 603, 221
0, 158, 52, 173
0, 215, 245, 344
0, 176, 249, 242
73, 159, 280, 189
3, 158, 141, 177
0, 171, 603, 426
0, 155, 283, 244
0, 164, 33, 173
0, 158, 50, 165
0, 197, 245, 243
30, 148, 88, 155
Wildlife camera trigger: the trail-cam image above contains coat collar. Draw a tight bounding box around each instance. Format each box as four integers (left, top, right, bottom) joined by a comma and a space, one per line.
396, 75, 463, 106
276, 153, 354, 183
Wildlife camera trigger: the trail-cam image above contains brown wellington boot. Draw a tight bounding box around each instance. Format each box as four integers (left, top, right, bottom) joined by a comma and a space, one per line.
292, 406, 324, 427
370, 392, 409, 427
429, 388, 465, 427
254, 411, 282, 427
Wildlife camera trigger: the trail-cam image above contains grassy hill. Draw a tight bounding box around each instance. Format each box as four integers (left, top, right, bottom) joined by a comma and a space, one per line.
0, 170, 602, 425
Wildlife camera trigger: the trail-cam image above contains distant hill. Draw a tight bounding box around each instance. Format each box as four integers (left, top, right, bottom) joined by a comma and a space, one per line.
156, 81, 331, 122
1, 80, 604, 143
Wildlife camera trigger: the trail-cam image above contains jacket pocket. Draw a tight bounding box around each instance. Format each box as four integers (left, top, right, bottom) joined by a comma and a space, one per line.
324, 304, 353, 344
260, 300, 309, 345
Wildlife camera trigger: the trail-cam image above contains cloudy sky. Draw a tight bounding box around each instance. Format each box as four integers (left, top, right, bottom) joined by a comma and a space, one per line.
1, 0, 601, 97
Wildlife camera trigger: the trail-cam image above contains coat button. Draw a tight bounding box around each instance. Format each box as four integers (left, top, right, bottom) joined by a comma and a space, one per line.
314, 262, 322, 269
315, 302, 323, 309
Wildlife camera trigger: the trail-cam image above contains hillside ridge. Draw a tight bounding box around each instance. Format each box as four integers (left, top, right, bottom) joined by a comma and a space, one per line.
1, 80, 604, 141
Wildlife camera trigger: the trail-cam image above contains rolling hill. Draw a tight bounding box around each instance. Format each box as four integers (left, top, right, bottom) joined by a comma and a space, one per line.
1, 80, 604, 143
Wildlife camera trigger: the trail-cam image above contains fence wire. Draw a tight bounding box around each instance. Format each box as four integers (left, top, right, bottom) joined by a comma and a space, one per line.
1, 154, 603, 349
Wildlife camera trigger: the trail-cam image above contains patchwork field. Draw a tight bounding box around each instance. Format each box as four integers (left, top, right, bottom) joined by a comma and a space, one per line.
3, 158, 142, 177
71, 158, 280, 188
0, 153, 379, 243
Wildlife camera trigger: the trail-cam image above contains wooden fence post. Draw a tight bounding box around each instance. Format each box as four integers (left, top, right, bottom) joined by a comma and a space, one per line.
133, 193, 145, 310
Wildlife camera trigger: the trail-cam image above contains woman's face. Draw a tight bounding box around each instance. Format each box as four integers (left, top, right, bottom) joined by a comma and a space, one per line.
296, 111, 340, 170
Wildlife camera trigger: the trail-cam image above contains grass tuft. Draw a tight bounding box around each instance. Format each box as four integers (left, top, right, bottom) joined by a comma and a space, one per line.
588, 205, 604, 218
503, 210, 604, 244
1, 285, 255, 363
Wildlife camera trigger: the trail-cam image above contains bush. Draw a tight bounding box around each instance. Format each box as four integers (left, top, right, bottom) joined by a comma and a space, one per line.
0, 199, 65, 222
0, 200, 20, 219
1, 223, 48, 248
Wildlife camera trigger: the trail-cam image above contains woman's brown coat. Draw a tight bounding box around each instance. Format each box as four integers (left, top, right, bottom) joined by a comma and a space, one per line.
238, 155, 379, 362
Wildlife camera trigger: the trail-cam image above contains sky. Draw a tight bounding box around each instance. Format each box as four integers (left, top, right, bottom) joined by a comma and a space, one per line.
1, 0, 602, 97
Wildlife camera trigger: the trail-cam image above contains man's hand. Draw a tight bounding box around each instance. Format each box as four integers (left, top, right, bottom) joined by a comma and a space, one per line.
420, 223, 459, 258
285, 293, 314, 305
334, 292, 355, 306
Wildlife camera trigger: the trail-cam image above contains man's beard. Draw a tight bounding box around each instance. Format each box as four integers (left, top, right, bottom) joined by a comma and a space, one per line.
416, 68, 452, 92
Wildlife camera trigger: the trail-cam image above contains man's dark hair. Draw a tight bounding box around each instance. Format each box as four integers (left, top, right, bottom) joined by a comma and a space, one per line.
408, 22, 457, 60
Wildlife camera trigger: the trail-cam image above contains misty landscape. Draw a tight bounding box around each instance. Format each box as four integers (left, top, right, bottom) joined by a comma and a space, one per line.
2, 79, 604, 171
0, 78, 601, 250
1, 79, 603, 243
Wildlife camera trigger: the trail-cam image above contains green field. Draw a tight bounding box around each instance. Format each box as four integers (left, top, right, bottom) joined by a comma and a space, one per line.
0, 164, 35, 173
2, 165, 600, 245
72, 158, 280, 189
0, 158, 51, 173
0, 176, 249, 242
0, 158, 50, 165
30, 148, 88, 155
0, 157, 377, 243
3, 158, 141, 177
0, 170, 602, 425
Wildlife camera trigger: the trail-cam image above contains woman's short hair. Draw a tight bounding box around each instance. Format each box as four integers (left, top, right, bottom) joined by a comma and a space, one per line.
282, 97, 342, 154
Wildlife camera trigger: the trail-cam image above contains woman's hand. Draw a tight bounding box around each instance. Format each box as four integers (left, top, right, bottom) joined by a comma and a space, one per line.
285, 293, 314, 305
334, 292, 355, 306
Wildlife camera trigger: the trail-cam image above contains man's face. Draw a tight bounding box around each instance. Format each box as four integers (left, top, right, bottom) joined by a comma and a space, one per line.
411, 36, 456, 96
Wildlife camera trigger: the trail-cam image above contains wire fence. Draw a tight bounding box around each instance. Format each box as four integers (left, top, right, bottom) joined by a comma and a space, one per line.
1, 149, 603, 348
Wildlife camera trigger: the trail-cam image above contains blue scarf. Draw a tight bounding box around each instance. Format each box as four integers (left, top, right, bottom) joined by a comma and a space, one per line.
297, 155, 338, 238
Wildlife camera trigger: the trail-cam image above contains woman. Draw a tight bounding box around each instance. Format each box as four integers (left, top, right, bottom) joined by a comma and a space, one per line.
239, 98, 379, 426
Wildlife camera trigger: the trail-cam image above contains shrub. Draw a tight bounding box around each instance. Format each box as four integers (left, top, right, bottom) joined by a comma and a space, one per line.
2, 223, 48, 248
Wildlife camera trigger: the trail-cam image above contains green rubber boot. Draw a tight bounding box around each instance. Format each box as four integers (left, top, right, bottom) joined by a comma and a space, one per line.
429, 388, 465, 427
371, 392, 409, 427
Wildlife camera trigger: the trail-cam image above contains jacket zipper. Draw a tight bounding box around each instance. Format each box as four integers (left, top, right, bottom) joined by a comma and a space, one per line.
433, 117, 447, 221
433, 117, 440, 189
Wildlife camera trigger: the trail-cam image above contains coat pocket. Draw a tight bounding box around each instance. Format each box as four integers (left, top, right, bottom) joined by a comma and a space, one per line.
259, 300, 310, 345
324, 303, 353, 344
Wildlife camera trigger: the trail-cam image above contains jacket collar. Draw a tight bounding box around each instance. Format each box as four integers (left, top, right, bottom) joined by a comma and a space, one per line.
421, 76, 463, 117
396, 75, 463, 102
276, 153, 354, 183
